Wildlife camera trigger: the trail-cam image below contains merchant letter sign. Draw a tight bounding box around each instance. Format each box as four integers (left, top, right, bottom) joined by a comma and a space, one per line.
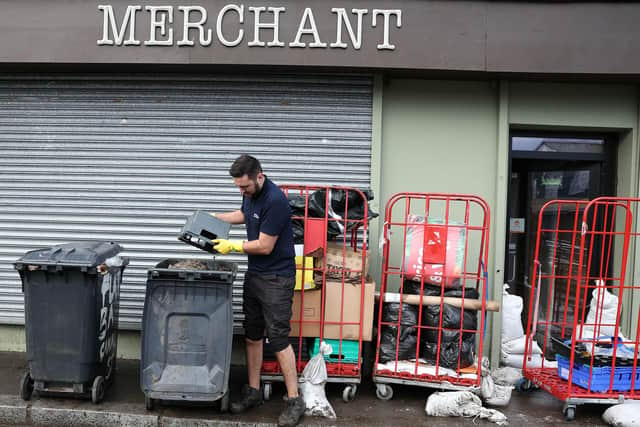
97, 5, 403, 50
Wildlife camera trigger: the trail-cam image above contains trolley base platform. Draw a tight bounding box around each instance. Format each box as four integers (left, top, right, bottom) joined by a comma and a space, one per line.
526, 367, 640, 420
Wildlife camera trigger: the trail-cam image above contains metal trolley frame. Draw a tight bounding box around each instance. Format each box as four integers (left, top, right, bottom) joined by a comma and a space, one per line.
523, 197, 640, 420
372, 192, 491, 400
260, 184, 370, 403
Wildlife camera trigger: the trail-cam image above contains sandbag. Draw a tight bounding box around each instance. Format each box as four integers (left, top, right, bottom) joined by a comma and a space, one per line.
378, 325, 419, 363
299, 341, 336, 419
425, 391, 508, 425
501, 284, 524, 343
500, 350, 546, 369
485, 384, 514, 407
491, 367, 523, 386
481, 367, 514, 407
602, 402, 640, 427
501, 336, 542, 355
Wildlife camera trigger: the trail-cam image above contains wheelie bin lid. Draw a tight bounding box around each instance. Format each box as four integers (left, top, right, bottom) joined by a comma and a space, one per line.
14, 241, 124, 270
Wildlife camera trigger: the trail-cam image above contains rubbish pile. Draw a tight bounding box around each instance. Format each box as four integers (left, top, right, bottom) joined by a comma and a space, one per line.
377, 280, 478, 370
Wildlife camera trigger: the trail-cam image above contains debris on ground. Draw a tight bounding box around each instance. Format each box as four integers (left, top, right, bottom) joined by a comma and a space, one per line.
425, 391, 508, 425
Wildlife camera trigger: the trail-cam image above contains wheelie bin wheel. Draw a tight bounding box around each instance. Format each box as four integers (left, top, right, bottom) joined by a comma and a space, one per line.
91, 376, 105, 404
20, 372, 34, 401
342, 385, 357, 402
145, 395, 155, 411
220, 391, 230, 412
375, 384, 393, 401
263, 382, 272, 401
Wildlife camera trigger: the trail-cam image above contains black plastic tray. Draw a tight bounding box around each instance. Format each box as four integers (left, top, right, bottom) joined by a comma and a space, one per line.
552, 336, 636, 367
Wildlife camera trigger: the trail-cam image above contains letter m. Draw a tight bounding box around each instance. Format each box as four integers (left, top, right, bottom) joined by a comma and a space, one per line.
97, 5, 142, 46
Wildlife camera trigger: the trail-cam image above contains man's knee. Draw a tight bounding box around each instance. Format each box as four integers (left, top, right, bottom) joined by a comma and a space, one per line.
246, 337, 263, 347
269, 336, 290, 353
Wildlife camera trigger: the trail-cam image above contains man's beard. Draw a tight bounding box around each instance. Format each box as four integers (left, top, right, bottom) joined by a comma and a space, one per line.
250, 180, 264, 199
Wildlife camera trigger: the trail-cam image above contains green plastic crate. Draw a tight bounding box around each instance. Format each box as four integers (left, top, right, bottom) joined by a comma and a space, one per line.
310, 338, 360, 364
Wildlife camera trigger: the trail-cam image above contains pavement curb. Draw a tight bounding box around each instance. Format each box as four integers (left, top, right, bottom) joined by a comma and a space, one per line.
0, 393, 281, 427
0, 394, 341, 427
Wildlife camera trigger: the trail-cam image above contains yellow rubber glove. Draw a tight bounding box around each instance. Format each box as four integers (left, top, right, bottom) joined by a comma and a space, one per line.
212, 239, 244, 255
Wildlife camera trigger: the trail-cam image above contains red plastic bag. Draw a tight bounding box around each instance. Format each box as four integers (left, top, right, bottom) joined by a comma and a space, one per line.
403, 216, 465, 287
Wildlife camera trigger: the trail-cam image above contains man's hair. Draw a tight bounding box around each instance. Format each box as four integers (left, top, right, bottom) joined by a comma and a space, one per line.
229, 154, 263, 179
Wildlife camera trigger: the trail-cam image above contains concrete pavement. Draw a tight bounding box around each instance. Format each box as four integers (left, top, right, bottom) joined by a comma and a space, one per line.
0, 351, 607, 426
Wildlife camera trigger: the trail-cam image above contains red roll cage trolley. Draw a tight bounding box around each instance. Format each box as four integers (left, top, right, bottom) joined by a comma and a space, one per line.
372, 192, 491, 400
260, 184, 372, 403
523, 197, 640, 420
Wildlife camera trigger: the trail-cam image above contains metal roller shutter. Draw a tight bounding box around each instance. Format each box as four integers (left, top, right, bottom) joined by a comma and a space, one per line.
0, 73, 373, 330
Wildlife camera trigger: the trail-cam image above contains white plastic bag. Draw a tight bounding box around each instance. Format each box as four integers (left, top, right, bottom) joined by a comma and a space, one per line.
298, 341, 336, 419
501, 284, 524, 343
602, 402, 640, 427
425, 391, 508, 425
586, 281, 619, 334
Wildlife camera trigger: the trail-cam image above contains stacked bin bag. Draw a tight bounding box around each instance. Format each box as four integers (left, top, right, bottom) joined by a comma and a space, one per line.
14, 241, 128, 403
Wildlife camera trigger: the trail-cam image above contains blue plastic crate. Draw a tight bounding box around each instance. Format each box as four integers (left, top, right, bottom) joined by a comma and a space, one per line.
310, 339, 360, 364
557, 354, 640, 392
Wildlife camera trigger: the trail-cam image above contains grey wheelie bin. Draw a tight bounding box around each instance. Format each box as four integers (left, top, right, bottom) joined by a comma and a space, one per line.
14, 241, 128, 403
140, 258, 236, 412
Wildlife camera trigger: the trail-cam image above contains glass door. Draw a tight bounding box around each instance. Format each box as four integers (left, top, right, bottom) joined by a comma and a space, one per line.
506, 133, 616, 338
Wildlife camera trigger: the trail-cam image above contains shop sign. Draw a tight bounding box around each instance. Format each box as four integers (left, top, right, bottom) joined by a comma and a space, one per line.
97, 5, 402, 51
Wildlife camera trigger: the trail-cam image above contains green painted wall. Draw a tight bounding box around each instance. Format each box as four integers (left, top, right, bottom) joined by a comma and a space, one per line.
368, 78, 501, 360
371, 78, 640, 365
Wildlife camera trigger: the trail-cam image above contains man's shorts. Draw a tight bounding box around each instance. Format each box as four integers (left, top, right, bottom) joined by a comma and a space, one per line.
243, 271, 295, 353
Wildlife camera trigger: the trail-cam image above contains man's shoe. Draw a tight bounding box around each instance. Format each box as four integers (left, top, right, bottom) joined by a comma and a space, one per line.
230, 384, 263, 414
278, 395, 305, 427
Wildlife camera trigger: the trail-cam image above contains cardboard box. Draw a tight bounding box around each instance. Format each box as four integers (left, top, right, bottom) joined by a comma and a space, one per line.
289, 280, 375, 341
295, 256, 315, 290
322, 279, 375, 341
289, 289, 322, 337
316, 242, 370, 282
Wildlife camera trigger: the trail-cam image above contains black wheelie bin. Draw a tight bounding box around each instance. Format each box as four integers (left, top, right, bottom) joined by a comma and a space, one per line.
140, 258, 236, 411
14, 241, 128, 403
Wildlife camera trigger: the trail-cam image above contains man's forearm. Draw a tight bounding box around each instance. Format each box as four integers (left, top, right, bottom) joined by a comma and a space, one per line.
214, 210, 244, 225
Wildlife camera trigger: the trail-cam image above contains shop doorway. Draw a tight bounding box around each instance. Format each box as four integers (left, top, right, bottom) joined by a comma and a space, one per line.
505, 132, 617, 327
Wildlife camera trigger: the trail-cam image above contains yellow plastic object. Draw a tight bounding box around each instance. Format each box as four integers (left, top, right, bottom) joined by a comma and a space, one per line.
295, 256, 315, 290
